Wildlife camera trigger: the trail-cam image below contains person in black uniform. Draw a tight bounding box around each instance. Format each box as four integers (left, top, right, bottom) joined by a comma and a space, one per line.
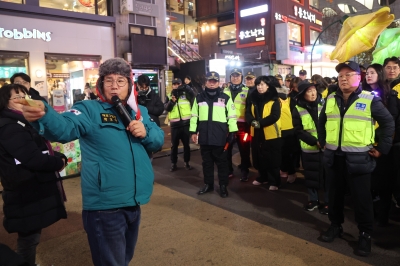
190, 72, 238, 197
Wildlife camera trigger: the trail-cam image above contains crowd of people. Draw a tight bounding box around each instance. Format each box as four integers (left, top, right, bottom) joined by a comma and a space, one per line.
1, 56, 400, 264
164, 58, 400, 257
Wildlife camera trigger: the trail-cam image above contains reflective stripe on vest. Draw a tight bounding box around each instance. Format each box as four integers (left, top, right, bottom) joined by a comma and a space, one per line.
296, 104, 322, 153
325, 91, 375, 152
279, 98, 294, 131
250, 101, 281, 140
224, 87, 249, 122
168, 94, 192, 121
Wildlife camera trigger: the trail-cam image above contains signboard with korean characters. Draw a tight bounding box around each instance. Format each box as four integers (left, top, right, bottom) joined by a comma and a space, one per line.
235, 0, 269, 48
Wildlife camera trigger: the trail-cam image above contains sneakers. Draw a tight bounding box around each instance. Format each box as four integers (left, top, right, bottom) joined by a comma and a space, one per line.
184, 162, 192, 170
170, 164, 177, 172
304, 201, 319, 211
240, 170, 249, 182
356, 232, 371, 257
269, 185, 279, 191
252, 179, 268, 186
287, 174, 297, 183
280, 170, 288, 178
321, 225, 343, 242
319, 204, 329, 215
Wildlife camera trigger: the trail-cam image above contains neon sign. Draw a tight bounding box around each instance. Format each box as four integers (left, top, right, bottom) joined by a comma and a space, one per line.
0, 27, 51, 42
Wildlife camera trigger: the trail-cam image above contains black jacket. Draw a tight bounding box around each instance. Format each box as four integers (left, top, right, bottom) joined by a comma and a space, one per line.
29, 87, 47, 103
380, 90, 400, 144
165, 86, 195, 128
292, 95, 324, 189
0, 109, 67, 233
245, 86, 281, 142
138, 88, 164, 126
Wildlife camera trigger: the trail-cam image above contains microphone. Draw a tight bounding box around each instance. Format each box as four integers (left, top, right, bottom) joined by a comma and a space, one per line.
111, 95, 133, 127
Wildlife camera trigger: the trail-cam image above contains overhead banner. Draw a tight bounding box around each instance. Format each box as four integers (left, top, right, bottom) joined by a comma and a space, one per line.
235, 0, 269, 48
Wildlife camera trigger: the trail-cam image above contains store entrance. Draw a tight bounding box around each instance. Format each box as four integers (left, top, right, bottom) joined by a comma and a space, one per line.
45, 53, 101, 111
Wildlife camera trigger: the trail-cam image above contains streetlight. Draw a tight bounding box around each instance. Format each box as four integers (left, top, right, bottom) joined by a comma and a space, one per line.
310, 15, 349, 76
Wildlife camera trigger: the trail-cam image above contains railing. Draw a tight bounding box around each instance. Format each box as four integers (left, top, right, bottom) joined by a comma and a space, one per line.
167, 38, 203, 63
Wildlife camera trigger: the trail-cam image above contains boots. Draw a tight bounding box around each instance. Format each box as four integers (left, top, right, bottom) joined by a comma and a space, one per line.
321, 225, 343, 242
356, 232, 371, 257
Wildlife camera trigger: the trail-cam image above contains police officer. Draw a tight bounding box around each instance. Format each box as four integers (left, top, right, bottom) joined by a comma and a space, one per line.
285, 74, 295, 90
318, 61, 394, 257
190, 71, 238, 197
245, 71, 256, 95
165, 78, 195, 171
299, 69, 307, 80
224, 68, 252, 181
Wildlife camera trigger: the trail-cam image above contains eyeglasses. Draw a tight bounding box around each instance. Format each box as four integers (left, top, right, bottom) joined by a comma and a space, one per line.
385, 66, 399, 71
103, 78, 128, 87
338, 73, 360, 79
9, 94, 29, 100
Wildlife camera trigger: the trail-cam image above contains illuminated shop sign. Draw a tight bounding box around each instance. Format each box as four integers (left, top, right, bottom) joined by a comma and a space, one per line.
235, 0, 268, 48
275, 13, 288, 23
293, 6, 322, 26
224, 55, 241, 61
0, 27, 51, 42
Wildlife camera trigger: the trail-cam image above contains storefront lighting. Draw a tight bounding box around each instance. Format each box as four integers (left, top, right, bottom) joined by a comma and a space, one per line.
236, 62, 241, 67
229, 61, 235, 66
167, 47, 186, 63
35, 69, 43, 78
240, 4, 268, 18
64, 3, 68, 7
211, 25, 216, 30
206, 25, 210, 31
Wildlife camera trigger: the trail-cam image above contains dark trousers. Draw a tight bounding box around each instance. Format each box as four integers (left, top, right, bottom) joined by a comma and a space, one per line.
227, 123, 251, 173
371, 149, 396, 223
200, 145, 229, 186
252, 139, 282, 186
170, 125, 191, 164
327, 155, 374, 234
17, 229, 41, 266
280, 134, 296, 175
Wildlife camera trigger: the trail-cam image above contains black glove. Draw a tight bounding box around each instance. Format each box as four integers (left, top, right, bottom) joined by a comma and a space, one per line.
226, 132, 235, 145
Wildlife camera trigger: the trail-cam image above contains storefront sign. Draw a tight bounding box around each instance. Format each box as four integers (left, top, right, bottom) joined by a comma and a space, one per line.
235, 0, 268, 48
275, 13, 288, 23
53, 89, 65, 112
0, 27, 51, 42
221, 50, 242, 55
293, 6, 322, 25
48, 73, 70, 78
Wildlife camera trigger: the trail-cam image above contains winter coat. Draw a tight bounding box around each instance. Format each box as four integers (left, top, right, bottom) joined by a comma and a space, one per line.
318, 86, 394, 174
165, 86, 195, 128
0, 109, 66, 233
28, 87, 47, 102
138, 88, 164, 126
292, 94, 324, 189
31, 100, 164, 211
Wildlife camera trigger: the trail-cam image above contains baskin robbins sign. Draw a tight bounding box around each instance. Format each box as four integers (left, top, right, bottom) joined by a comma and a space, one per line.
0, 27, 52, 42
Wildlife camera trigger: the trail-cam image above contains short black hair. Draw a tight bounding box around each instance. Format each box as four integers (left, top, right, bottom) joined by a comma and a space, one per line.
383, 56, 400, 67
185, 75, 191, 81
10, 72, 31, 84
137, 75, 150, 88
0, 84, 29, 111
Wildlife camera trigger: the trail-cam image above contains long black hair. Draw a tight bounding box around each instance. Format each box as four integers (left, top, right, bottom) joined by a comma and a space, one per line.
0, 84, 29, 112
311, 74, 329, 94
362, 64, 390, 106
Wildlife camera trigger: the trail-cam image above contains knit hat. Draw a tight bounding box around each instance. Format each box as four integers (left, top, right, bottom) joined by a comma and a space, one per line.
96, 58, 140, 120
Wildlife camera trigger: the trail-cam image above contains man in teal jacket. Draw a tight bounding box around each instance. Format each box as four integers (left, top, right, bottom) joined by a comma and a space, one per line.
18, 58, 164, 266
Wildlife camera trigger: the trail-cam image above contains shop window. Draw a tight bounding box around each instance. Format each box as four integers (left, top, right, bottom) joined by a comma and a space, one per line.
219, 24, 236, 42
144, 28, 155, 36
45, 54, 101, 110
355, 0, 373, 10
337, 4, 357, 14
218, 0, 233, 13
129, 25, 157, 36
130, 27, 141, 34
309, 0, 319, 10
310, 29, 321, 45
0, 0, 22, 3
129, 14, 156, 27
0, 51, 29, 88
39, 0, 109, 16
288, 22, 302, 47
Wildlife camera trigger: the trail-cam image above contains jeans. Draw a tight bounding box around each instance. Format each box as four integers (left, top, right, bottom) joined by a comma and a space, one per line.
308, 188, 329, 203
83, 206, 141, 266
17, 229, 41, 266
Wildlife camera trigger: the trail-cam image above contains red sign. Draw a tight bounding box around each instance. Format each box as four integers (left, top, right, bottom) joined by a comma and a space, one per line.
78, 0, 94, 7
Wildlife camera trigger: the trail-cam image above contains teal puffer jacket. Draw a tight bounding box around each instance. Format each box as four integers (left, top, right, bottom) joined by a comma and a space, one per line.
32, 100, 164, 210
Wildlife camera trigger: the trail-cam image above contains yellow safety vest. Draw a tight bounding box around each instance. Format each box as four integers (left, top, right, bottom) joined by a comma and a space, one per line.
168, 94, 192, 123
325, 91, 375, 152
224, 87, 249, 122
250, 101, 281, 140
279, 98, 294, 131
295, 104, 323, 152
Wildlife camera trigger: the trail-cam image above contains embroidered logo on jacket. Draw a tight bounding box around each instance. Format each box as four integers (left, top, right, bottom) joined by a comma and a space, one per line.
355, 103, 367, 111
101, 113, 119, 123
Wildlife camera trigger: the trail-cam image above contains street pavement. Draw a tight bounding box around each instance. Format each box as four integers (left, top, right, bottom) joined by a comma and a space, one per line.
0, 126, 399, 265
